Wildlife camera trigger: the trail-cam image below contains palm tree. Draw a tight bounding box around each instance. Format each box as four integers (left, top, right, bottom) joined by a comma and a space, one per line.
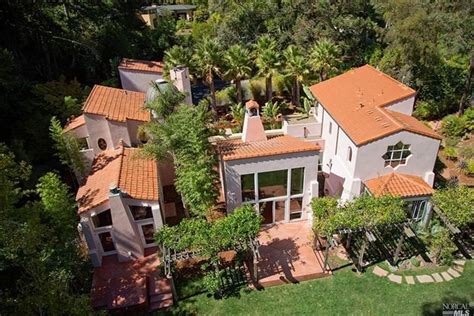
224, 45, 253, 104
255, 36, 281, 101
283, 45, 309, 106
230, 103, 245, 131
262, 100, 282, 129
309, 39, 340, 82
194, 38, 223, 113
164, 45, 193, 78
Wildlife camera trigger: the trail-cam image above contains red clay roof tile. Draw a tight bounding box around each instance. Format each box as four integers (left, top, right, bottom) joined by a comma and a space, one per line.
364, 173, 434, 198
118, 58, 164, 74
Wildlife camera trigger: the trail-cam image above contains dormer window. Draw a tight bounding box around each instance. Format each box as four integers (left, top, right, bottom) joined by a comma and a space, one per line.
383, 142, 411, 168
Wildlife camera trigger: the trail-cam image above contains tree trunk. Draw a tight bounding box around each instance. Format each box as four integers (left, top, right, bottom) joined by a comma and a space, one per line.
266, 75, 273, 101
209, 76, 217, 116
295, 80, 301, 106
459, 55, 474, 116
291, 79, 297, 105
319, 70, 324, 82
236, 79, 242, 104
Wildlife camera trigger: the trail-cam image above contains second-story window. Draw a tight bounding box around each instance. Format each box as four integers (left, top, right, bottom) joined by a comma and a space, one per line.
130, 206, 153, 221
329, 122, 332, 134
347, 146, 352, 162
383, 141, 411, 168
92, 209, 112, 228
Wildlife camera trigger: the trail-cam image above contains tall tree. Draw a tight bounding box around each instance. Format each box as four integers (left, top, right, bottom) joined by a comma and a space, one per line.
255, 35, 281, 101
163, 45, 194, 79
283, 45, 309, 106
309, 39, 341, 82
194, 38, 223, 113
459, 55, 474, 115
224, 44, 253, 104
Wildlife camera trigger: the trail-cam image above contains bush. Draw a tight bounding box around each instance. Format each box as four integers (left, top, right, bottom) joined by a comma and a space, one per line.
467, 160, 474, 176
444, 136, 460, 147
464, 108, 474, 131
249, 79, 265, 104
458, 144, 474, 160
413, 100, 444, 120
443, 147, 457, 160
441, 114, 467, 137
457, 159, 468, 174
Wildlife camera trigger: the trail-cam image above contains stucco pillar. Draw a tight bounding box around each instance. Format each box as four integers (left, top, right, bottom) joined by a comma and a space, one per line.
78, 217, 102, 267
424, 171, 435, 187
109, 189, 144, 262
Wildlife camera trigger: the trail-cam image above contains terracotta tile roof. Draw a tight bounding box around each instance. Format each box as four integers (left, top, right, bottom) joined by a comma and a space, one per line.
216, 135, 320, 161
63, 114, 85, 133
365, 173, 434, 198
83, 85, 150, 122
76, 146, 159, 214
118, 58, 164, 74
310, 64, 441, 145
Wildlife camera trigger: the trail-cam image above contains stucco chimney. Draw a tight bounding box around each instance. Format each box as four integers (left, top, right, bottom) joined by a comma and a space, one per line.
242, 100, 267, 143
170, 66, 192, 105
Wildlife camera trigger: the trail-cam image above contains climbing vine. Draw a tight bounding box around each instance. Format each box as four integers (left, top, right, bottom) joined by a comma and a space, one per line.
312, 195, 407, 236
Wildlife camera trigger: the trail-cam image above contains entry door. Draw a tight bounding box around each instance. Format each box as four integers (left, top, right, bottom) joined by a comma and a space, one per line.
259, 200, 287, 224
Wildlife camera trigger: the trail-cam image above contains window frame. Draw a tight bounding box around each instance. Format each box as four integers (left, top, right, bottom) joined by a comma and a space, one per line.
383, 142, 411, 168
91, 209, 113, 230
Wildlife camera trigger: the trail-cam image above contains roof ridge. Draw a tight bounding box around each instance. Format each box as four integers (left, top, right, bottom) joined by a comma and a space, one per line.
395, 172, 426, 189
115, 144, 126, 191
380, 172, 396, 194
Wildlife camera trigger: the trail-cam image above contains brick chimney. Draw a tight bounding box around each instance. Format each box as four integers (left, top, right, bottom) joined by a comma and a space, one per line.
242, 100, 267, 143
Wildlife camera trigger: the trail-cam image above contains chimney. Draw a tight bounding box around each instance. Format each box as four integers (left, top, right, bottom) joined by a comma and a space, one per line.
242, 100, 267, 143
170, 66, 192, 105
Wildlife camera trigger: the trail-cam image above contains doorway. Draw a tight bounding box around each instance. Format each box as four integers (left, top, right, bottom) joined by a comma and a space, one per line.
259, 200, 287, 225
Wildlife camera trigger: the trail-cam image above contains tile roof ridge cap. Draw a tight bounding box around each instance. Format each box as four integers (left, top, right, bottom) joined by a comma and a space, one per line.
396, 172, 430, 189
82, 85, 99, 111
115, 143, 126, 191
379, 108, 404, 130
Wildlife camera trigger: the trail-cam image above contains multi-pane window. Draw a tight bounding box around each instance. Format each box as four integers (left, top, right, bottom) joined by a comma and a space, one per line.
92, 209, 112, 228
290, 168, 304, 195
383, 142, 411, 167
241, 174, 255, 201
130, 206, 153, 221
258, 170, 287, 199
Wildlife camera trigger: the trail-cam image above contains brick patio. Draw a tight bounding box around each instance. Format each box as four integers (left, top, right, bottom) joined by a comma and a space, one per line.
256, 221, 330, 287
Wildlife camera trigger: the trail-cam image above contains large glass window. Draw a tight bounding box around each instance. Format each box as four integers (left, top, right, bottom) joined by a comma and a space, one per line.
241, 174, 255, 201
290, 168, 304, 195
382, 141, 411, 168
141, 224, 156, 244
92, 209, 112, 228
130, 205, 153, 221
258, 170, 288, 199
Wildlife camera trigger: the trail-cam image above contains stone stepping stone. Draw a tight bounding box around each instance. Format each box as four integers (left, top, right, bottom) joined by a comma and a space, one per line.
453, 260, 465, 266
441, 271, 453, 281
405, 276, 415, 284
431, 273, 444, 283
453, 265, 464, 272
447, 268, 461, 278
373, 266, 389, 277
416, 275, 434, 283
387, 274, 402, 284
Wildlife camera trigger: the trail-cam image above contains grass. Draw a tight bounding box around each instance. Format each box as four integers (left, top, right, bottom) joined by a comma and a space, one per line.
377, 260, 450, 276
161, 261, 474, 315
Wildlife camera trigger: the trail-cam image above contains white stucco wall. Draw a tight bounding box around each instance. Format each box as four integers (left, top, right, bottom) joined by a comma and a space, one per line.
119, 69, 163, 93
108, 119, 132, 148
84, 114, 114, 153
283, 120, 321, 139
222, 151, 319, 219
384, 96, 415, 116
354, 131, 440, 185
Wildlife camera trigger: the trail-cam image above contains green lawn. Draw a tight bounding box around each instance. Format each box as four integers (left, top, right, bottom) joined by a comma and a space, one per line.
164, 261, 474, 315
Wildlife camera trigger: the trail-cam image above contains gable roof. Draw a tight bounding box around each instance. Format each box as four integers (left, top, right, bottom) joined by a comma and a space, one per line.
310, 65, 441, 146
118, 58, 164, 74
63, 114, 85, 133
364, 173, 434, 198
76, 146, 159, 214
216, 135, 320, 161
83, 85, 150, 122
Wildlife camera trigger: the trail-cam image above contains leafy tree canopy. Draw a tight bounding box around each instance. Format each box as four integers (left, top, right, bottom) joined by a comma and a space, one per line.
432, 186, 474, 228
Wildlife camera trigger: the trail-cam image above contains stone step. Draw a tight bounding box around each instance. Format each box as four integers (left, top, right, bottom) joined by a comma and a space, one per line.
453, 260, 466, 266
447, 268, 461, 278
387, 274, 402, 284
441, 271, 453, 281
373, 266, 389, 277
431, 273, 443, 283
150, 292, 173, 304
416, 275, 434, 283
405, 275, 415, 284
453, 265, 464, 273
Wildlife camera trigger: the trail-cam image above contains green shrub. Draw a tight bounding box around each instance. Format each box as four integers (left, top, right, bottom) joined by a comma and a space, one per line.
457, 159, 468, 174
413, 100, 442, 120
202, 270, 223, 296
441, 114, 467, 137
249, 79, 265, 104
458, 144, 474, 160
409, 256, 421, 267
443, 147, 457, 160
467, 160, 474, 176
444, 136, 460, 147
464, 108, 474, 132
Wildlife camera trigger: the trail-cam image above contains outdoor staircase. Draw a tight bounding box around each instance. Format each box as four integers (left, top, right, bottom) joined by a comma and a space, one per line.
148, 273, 174, 311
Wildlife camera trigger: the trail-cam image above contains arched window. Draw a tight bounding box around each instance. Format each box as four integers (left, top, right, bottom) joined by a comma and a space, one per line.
347, 146, 352, 162
329, 122, 332, 134
97, 138, 107, 151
